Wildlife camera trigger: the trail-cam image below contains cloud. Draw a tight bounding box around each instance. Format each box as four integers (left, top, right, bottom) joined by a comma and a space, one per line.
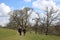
32, 0, 59, 11
32, 0, 60, 18
0, 3, 11, 26
28, 11, 46, 26
28, 10, 39, 25
0, 3, 11, 15
0, 17, 10, 26
24, 0, 31, 2
54, 0, 60, 1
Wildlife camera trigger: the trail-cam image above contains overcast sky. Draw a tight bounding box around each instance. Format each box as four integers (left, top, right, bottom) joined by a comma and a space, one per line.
0, 0, 60, 26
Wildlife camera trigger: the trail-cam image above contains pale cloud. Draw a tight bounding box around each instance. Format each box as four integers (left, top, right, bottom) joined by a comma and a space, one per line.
0, 3, 11, 26
28, 11, 39, 25
32, 0, 59, 11
0, 17, 10, 26
32, 0, 60, 18
24, 0, 31, 2
0, 3, 11, 15
54, 0, 60, 1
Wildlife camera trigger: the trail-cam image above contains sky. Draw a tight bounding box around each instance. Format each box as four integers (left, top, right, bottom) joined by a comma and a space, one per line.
0, 0, 60, 26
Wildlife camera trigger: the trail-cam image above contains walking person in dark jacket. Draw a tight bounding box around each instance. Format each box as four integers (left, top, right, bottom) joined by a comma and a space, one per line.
18, 26, 22, 36
23, 28, 26, 36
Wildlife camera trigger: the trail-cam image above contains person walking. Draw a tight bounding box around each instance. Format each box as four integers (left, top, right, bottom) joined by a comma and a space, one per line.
18, 26, 22, 36
23, 28, 26, 36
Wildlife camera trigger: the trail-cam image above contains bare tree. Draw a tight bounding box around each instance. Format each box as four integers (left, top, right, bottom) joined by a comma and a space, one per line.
33, 6, 59, 35
7, 7, 33, 29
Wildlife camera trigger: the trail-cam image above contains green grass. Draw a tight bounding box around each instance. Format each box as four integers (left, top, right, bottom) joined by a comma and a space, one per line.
0, 28, 60, 40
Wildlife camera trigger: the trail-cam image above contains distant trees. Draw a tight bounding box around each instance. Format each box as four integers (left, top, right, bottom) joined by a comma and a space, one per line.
6, 6, 60, 35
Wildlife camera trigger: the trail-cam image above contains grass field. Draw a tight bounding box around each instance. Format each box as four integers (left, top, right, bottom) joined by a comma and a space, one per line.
0, 28, 60, 40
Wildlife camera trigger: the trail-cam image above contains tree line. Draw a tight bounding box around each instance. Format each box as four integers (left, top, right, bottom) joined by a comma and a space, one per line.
6, 7, 60, 35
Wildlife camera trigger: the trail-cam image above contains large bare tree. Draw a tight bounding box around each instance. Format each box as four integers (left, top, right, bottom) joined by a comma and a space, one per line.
33, 6, 59, 35
7, 7, 33, 29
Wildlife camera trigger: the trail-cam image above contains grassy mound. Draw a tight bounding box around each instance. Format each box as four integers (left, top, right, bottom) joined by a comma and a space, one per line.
0, 28, 60, 40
